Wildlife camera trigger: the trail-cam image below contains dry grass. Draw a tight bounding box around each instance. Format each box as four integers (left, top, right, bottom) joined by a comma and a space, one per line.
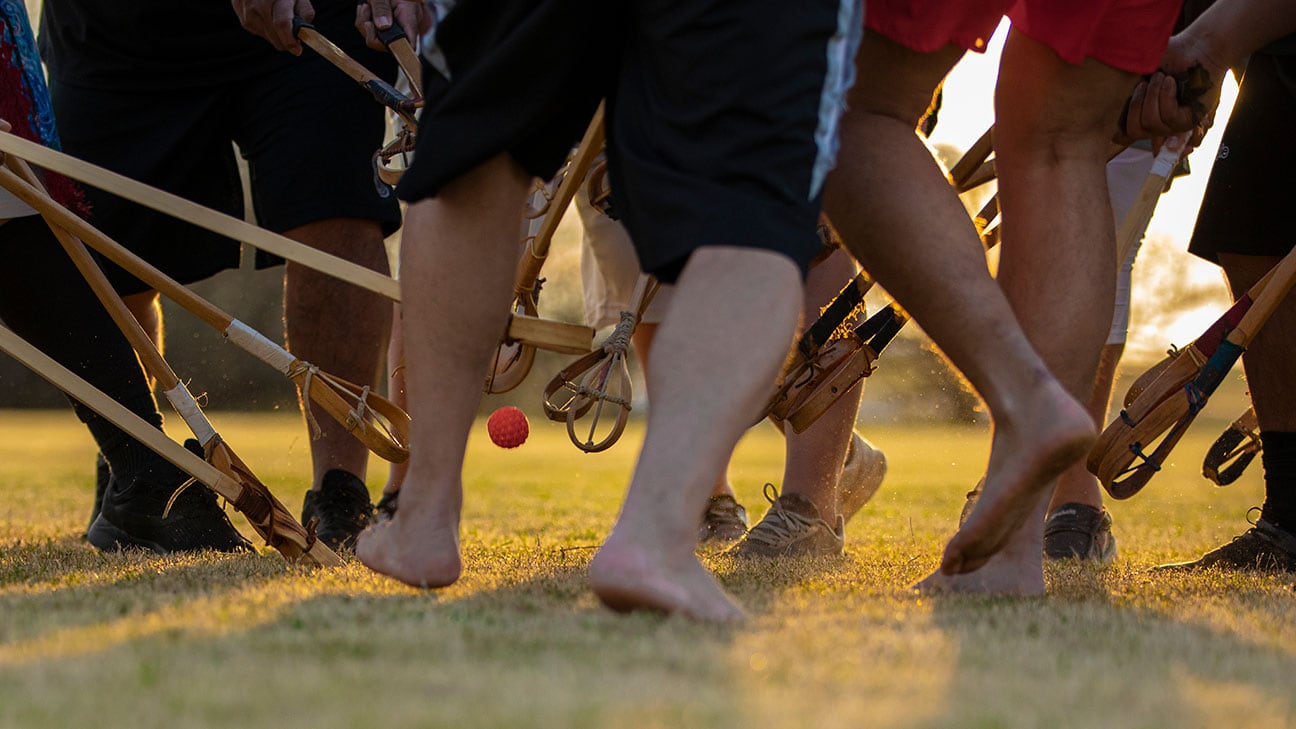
1, 410, 1294, 729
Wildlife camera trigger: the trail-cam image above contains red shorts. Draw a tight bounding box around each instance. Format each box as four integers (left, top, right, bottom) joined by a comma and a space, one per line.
865, 0, 1183, 74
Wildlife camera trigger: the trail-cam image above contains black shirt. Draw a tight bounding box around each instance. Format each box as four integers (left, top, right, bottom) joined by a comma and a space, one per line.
39, 0, 356, 90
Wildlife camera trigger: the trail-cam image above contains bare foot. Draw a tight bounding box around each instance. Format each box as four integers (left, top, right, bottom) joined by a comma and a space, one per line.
917, 521, 1046, 596
943, 381, 1094, 575
356, 498, 462, 588
589, 536, 746, 622
915, 561, 1045, 596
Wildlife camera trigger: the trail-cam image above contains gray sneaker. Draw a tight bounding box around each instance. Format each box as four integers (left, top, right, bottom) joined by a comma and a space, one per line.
728, 483, 844, 558
1043, 502, 1117, 563
699, 494, 748, 545
839, 433, 887, 524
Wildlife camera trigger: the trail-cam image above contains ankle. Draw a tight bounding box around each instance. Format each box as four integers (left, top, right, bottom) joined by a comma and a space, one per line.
1260, 431, 1296, 529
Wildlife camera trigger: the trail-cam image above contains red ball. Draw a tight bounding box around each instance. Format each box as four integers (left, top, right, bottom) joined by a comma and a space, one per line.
487, 406, 529, 448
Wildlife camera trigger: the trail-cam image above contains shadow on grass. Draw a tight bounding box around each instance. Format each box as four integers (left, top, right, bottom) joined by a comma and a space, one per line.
0, 534, 754, 728
715, 551, 858, 616
906, 562, 1296, 728
274, 545, 751, 726
0, 535, 318, 656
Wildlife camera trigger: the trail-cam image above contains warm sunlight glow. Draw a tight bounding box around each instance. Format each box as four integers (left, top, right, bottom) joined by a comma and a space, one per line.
930, 22, 1242, 362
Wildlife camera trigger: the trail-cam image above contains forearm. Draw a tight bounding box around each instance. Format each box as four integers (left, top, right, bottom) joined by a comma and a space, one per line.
1186, 0, 1296, 69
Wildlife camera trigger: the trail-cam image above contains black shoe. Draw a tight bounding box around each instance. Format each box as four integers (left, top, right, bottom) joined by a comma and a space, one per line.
1157, 516, 1296, 573
301, 469, 373, 552
85, 451, 111, 539
698, 494, 748, 545
374, 490, 400, 523
1043, 503, 1117, 564
86, 441, 253, 554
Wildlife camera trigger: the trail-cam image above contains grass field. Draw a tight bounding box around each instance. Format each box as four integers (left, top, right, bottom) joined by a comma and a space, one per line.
1, 409, 1294, 729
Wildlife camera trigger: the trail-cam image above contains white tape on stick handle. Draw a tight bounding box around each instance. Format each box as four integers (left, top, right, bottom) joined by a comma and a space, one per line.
163, 384, 218, 445
225, 321, 297, 374
1149, 150, 1177, 179
1150, 133, 1190, 179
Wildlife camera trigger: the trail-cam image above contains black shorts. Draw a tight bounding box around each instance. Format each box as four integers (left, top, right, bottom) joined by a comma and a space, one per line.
1188, 53, 1296, 263
397, 0, 861, 283
45, 3, 401, 294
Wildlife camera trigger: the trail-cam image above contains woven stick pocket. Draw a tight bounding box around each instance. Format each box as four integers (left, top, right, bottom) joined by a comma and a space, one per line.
1202, 408, 1261, 486
287, 360, 411, 463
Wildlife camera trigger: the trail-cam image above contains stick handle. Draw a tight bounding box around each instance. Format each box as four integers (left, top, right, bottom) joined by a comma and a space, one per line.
294, 19, 418, 123
627, 274, 660, 321
0, 131, 401, 301
1114, 134, 1188, 265
0, 163, 233, 332
387, 36, 423, 95
949, 126, 993, 188
1228, 247, 1296, 346
0, 166, 182, 392
0, 162, 223, 446
514, 105, 606, 295
0, 323, 341, 566
0, 324, 228, 493
296, 20, 382, 85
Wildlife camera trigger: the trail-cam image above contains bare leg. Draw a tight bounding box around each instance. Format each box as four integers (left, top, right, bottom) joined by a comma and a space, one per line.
357, 153, 530, 587
632, 323, 735, 500
780, 248, 869, 523
124, 290, 163, 390
637, 251, 874, 517
383, 303, 408, 498
283, 217, 393, 489
1047, 147, 1153, 533
933, 31, 1137, 586
588, 247, 802, 621
824, 35, 1093, 590
1049, 342, 1123, 511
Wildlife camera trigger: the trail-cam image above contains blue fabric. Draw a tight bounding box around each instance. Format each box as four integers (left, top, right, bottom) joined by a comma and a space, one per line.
0, 0, 60, 148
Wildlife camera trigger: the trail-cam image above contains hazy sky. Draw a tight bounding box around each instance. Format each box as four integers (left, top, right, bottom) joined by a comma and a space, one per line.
930, 23, 1238, 358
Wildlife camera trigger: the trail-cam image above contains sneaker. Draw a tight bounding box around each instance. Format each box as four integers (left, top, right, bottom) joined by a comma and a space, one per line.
839, 433, 887, 524
1156, 516, 1296, 573
374, 490, 400, 524
1043, 502, 1117, 563
728, 483, 844, 558
301, 469, 374, 552
698, 494, 748, 545
86, 440, 253, 554
85, 451, 111, 539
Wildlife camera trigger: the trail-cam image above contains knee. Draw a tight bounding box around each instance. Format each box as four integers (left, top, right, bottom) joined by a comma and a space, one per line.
995, 40, 1135, 162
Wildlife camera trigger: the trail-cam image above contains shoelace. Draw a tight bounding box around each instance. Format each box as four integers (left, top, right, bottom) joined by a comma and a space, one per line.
743, 484, 824, 548
1249, 513, 1296, 556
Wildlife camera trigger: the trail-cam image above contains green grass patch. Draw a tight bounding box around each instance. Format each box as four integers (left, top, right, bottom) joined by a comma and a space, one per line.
1, 410, 1293, 728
